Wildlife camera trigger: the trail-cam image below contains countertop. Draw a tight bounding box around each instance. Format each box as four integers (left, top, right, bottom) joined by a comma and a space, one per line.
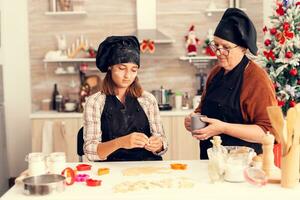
2, 160, 300, 200
30, 109, 194, 119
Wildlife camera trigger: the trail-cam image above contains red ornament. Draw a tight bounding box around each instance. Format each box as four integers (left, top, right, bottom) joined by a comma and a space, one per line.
283, 22, 290, 31
296, 2, 300, 6
205, 46, 216, 56
263, 50, 275, 61
289, 68, 298, 76
270, 28, 277, 35
285, 51, 293, 59
289, 100, 296, 107
276, 4, 285, 16
264, 39, 271, 46
278, 100, 285, 107
263, 26, 268, 34
298, 79, 300, 85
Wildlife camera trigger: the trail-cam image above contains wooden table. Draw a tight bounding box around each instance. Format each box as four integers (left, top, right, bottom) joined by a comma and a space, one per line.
1, 160, 300, 200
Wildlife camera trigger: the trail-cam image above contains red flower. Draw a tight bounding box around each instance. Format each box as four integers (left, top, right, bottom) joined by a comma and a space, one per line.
276, 5, 285, 16
296, 2, 300, 6
283, 22, 290, 31
264, 50, 275, 61
285, 51, 293, 59
264, 39, 271, 46
276, 30, 294, 44
278, 100, 285, 107
270, 28, 277, 35
289, 68, 298, 76
289, 100, 296, 107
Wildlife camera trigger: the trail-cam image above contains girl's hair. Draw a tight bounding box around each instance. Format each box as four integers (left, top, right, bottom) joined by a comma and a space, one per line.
101, 69, 143, 98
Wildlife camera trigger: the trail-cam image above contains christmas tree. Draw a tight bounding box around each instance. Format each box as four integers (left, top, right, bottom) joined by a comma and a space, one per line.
261, 0, 300, 114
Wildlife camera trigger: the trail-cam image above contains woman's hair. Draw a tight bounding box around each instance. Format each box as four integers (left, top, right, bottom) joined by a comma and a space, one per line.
101, 70, 143, 98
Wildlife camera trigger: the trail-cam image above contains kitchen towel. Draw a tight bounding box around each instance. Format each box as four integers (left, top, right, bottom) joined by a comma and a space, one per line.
42, 120, 53, 154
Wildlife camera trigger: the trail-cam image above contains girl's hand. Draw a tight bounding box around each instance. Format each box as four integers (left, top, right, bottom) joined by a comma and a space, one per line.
145, 136, 163, 153
118, 132, 149, 149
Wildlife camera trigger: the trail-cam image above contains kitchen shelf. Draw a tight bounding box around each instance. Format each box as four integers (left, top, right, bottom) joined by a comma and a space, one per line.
179, 56, 217, 62
45, 11, 87, 16
205, 8, 246, 16
43, 58, 95, 63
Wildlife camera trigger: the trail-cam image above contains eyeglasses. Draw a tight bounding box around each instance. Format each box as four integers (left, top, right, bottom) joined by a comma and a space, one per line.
209, 41, 239, 56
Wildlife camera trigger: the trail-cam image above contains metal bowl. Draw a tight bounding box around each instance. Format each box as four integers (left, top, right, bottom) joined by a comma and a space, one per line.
22, 174, 66, 195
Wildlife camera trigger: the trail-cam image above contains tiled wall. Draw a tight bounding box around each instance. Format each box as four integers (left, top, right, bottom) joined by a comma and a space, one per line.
28, 0, 263, 111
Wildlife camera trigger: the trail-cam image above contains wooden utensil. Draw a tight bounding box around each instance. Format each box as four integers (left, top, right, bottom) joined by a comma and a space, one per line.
285, 107, 297, 154
266, 106, 286, 153
281, 104, 300, 188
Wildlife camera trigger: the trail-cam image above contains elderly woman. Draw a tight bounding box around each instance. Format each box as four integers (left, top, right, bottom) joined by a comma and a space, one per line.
83, 36, 167, 161
184, 8, 277, 159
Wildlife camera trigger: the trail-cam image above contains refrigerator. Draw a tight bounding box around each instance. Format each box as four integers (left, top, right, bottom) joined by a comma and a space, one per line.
0, 65, 9, 196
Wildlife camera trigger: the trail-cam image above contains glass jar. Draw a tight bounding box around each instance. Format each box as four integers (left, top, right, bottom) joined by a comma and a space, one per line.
25, 153, 47, 176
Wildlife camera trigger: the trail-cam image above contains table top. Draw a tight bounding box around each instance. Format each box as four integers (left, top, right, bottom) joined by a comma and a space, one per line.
1, 160, 300, 200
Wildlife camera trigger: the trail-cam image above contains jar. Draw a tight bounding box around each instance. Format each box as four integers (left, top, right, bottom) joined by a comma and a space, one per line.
25, 153, 47, 176
41, 99, 51, 111
47, 152, 66, 174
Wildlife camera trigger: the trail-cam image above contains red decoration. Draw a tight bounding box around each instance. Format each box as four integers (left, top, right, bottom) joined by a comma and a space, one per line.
298, 79, 300, 85
278, 100, 285, 107
275, 30, 294, 44
205, 46, 216, 56
264, 39, 271, 46
140, 39, 155, 53
289, 68, 298, 76
289, 100, 296, 107
296, 2, 300, 6
263, 50, 275, 61
88, 48, 96, 58
276, 4, 285, 16
263, 26, 268, 34
270, 28, 277, 35
285, 51, 293, 59
283, 22, 290, 31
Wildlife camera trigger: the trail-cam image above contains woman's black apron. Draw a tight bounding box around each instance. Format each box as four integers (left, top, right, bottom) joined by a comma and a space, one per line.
200, 56, 262, 159
100, 95, 162, 161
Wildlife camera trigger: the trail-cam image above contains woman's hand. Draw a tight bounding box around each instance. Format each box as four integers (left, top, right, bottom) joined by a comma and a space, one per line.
118, 132, 149, 149
184, 113, 193, 132
145, 136, 163, 153
192, 117, 227, 140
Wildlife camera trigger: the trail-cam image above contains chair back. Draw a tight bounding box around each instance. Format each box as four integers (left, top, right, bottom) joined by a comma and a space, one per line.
77, 127, 84, 162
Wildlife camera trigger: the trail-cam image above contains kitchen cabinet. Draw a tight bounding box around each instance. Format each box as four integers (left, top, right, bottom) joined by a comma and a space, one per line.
46, 0, 87, 16
31, 118, 81, 162
31, 110, 199, 162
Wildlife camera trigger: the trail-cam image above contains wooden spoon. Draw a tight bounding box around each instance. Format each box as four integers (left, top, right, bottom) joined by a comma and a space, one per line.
285, 107, 297, 155
266, 106, 287, 154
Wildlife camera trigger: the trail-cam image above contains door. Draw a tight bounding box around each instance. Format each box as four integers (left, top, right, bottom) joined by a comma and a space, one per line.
0, 106, 9, 195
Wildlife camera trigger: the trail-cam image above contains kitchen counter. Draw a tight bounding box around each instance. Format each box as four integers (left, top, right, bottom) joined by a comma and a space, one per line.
30, 109, 194, 119
2, 160, 300, 200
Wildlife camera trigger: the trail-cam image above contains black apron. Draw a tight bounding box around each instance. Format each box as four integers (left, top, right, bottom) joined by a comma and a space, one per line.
100, 95, 162, 161
200, 56, 262, 159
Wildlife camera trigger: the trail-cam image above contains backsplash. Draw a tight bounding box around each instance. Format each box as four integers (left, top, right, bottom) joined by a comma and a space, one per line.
28, 0, 263, 111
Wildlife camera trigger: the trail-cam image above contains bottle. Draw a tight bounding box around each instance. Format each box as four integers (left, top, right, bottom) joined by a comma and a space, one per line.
52, 83, 59, 110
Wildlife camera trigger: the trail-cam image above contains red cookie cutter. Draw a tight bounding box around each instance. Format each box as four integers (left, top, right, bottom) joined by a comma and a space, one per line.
61, 167, 75, 185
86, 179, 101, 187
76, 164, 92, 171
